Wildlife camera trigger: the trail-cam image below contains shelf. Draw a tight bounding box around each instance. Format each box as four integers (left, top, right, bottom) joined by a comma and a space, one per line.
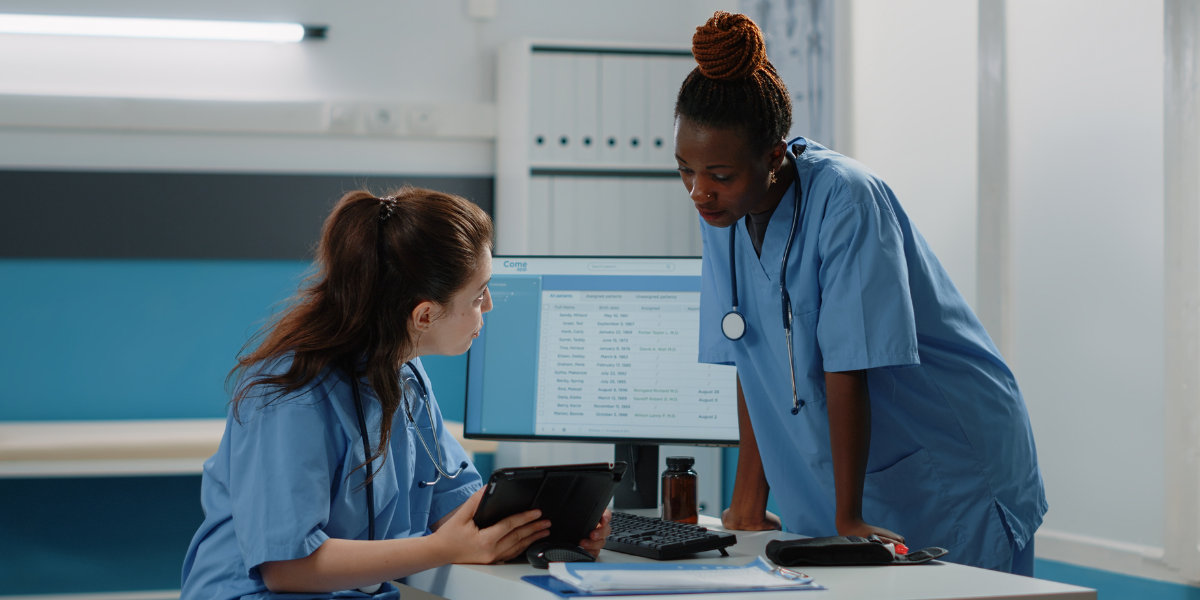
529, 163, 680, 177
0, 418, 497, 478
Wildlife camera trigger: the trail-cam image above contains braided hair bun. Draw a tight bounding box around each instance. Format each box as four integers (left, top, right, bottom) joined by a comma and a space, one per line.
675, 12, 792, 152
692, 11, 768, 81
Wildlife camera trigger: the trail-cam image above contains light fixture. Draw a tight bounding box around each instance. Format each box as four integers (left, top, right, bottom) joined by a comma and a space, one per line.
0, 14, 327, 42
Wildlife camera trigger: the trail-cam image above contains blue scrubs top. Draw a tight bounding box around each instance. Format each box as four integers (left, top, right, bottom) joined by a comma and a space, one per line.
180, 357, 482, 600
699, 138, 1046, 570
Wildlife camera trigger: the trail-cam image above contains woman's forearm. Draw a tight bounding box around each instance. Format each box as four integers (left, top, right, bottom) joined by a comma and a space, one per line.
825, 369, 871, 526
727, 376, 771, 523
259, 535, 452, 594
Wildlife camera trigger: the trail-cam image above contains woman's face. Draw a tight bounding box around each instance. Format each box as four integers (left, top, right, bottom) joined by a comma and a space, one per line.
674, 116, 782, 228
415, 253, 493, 357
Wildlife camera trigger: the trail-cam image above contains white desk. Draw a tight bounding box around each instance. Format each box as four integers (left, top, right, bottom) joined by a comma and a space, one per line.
406, 516, 1095, 600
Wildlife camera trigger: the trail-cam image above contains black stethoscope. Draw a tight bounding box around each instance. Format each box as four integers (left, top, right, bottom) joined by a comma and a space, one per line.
721, 142, 806, 415
349, 361, 468, 542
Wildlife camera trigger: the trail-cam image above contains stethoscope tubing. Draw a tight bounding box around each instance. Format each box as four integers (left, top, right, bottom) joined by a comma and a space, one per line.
349, 360, 468, 541
724, 143, 806, 415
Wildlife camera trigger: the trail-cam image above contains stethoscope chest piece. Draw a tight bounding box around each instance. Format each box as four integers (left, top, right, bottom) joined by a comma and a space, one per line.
722, 310, 747, 341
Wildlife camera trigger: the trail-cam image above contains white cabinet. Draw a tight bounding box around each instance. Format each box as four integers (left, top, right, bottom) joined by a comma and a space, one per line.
496, 41, 700, 257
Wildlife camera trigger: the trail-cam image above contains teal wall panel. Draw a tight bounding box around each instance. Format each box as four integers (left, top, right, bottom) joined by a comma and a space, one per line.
0, 476, 204, 596
1036, 559, 1200, 599
0, 259, 470, 422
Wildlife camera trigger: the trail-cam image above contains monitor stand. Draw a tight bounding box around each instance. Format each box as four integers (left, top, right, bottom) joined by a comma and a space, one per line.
613, 443, 658, 509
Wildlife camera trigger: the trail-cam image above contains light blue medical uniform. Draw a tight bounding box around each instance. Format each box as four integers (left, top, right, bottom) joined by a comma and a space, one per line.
180, 357, 481, 600
699, 138, 1046, 571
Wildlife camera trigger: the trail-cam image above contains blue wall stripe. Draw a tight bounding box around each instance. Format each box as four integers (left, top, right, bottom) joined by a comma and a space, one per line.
0, 259, 469, 422
1035, 559, 1200, 599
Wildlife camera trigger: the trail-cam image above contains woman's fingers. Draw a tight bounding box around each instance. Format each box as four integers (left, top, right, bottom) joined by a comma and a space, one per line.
458, 488, 486, 522
492, 519, 552, 562
578, 509, 612, 556
490, 508, 545, 538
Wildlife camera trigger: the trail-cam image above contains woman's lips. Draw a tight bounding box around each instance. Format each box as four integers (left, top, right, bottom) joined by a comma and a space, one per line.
697, 207, 724, 221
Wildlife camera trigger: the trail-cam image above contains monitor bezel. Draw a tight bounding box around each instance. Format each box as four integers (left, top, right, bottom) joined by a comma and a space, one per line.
462, 254, 740, 448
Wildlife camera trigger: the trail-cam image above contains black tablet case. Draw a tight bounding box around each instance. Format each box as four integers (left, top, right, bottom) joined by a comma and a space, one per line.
473, 462, 627, 544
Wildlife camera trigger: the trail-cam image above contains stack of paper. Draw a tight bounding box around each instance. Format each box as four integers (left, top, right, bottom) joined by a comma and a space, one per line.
526, 557, 823, 596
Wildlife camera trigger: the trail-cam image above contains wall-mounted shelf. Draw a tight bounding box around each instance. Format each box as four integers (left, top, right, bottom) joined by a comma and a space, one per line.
0, 419, 496, 478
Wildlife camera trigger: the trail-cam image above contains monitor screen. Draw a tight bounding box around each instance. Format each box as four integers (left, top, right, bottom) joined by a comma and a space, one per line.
464, 256, 739, 446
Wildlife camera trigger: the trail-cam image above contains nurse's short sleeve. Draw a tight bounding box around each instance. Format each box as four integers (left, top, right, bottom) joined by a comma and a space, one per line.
410, 358, 483, 526
227, 383, 341, 572
816, 178, 920, 373
698, 219, 737, 366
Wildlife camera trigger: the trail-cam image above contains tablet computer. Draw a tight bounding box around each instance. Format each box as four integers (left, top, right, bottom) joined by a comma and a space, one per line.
473, 462, 628, 544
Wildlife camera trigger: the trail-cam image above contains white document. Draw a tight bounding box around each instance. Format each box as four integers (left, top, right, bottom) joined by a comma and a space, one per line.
548, 556, 818, 592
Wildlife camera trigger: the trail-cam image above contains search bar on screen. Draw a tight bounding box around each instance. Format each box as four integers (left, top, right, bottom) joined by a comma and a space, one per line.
587, 261, 676, 272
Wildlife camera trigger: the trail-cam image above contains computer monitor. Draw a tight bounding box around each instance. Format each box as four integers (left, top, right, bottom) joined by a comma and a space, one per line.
464, 256, 739, 507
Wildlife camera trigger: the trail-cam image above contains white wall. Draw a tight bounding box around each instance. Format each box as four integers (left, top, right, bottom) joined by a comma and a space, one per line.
849, 0, 979, 309
0, 0, 731, 174
1008, 0, 1165, 550
848, 0, 1173, 580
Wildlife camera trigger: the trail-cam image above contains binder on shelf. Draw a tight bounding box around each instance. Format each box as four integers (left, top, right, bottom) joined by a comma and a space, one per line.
528, 175, 552, 254
645, 56, 678, 167
529, 52, 554, 163
599, 55, 625, 166
551, 176, 578, 254
591, 177, 623, 254
549, 53, 576, 163
619, 56, 649, 165
573, 53, 601, 164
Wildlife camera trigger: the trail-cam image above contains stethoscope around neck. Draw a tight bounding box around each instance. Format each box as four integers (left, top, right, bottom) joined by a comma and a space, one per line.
348, 360, 468, 543
721, 142, 807, 415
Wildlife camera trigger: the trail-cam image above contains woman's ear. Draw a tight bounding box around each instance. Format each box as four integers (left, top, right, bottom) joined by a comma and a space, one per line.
766, 140, 788, 172
410, 300, 441, 333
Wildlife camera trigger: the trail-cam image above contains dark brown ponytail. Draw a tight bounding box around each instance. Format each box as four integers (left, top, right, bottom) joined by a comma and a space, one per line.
676, 11, 793, 151
229, 186, 492, 479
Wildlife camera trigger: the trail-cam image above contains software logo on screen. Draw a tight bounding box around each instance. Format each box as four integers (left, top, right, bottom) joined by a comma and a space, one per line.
503, 260, 528, 272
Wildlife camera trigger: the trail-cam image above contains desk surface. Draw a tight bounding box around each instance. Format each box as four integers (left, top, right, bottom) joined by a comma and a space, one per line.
405, 516, 1095, 600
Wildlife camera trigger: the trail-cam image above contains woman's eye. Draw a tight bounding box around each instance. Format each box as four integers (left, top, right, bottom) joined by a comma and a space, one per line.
712, 174, 731, 182
676, 167, 692, 174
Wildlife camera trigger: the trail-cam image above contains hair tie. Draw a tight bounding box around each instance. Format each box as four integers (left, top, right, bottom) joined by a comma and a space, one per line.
379, 196, 398, 221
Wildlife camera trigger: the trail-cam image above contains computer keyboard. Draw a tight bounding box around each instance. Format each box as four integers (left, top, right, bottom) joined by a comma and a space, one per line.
604, 511, 738, 560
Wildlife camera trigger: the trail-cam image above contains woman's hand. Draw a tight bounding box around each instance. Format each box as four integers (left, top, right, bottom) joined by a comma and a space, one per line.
721, 508, 782, 531
835, 516, 904, 545
578, 509, 612, 558
432, 488, 551, 564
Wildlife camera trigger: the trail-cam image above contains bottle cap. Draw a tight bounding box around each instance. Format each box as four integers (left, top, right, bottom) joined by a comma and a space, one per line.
666, 456, 695, 469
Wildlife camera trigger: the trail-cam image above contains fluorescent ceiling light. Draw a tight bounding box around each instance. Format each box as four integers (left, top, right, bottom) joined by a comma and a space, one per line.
0, 14, 326, 42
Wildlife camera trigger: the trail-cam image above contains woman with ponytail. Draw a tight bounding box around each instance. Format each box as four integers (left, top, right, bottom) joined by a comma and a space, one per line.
180, 188, 609, 599
680, 13, 1045, 575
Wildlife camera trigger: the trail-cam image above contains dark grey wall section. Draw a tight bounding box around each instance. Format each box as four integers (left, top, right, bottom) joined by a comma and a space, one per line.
0, 171, 493, 259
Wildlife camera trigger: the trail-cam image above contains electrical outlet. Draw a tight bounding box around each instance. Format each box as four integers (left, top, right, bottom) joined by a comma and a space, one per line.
407, 106, 439, 135
365, 106, 399, 133
327, 104, 358, 133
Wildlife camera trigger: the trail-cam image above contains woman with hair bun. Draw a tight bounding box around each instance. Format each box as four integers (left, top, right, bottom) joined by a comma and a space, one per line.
679, 12, 1045, 575
180, 188, 610, 599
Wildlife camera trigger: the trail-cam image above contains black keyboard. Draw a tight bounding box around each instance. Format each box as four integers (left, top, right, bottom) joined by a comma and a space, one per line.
604, 511, 738, 560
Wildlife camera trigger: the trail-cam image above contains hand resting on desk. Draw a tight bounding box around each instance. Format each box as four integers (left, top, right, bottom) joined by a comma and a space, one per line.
721, 508, 782, 531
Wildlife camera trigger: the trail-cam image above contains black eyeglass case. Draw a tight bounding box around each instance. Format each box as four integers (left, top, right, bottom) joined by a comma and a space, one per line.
766, 535, 949, 567
473, 462, 627, 544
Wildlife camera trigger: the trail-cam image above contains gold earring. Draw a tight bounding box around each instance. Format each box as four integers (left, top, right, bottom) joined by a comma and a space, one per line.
769, 170, 777, 185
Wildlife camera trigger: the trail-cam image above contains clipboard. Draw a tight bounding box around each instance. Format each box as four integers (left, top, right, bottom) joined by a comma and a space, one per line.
473, 462, 628, 544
